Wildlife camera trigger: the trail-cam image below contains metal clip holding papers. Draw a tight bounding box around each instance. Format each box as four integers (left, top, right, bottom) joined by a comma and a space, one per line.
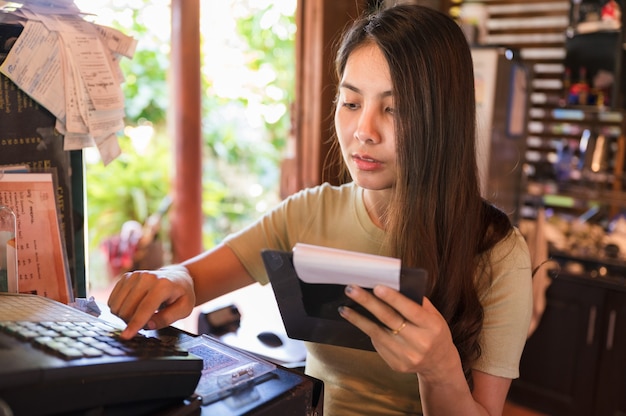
261, 244, 428, 351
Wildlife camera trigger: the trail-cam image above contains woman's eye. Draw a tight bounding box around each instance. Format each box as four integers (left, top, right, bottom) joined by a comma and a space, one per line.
385, 107, 395, 114
343, 102, 359, 110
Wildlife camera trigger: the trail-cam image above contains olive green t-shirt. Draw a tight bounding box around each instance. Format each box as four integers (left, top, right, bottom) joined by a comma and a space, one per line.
224, 182, 533, 415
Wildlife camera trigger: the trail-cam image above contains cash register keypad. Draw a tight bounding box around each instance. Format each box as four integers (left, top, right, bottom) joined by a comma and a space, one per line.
0, 320, 189, 360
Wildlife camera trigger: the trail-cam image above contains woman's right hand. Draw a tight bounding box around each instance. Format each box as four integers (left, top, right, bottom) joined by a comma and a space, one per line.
107, 265, 196, 339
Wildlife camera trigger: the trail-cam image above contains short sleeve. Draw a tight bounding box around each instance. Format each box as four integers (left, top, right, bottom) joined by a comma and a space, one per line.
473, 228, 533, 379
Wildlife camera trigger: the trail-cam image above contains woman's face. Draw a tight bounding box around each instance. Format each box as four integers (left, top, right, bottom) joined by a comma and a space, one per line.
335, 43, 397, 192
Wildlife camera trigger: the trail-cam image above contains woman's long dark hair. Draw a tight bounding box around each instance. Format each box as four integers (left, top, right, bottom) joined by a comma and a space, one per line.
333, 4, 513, 380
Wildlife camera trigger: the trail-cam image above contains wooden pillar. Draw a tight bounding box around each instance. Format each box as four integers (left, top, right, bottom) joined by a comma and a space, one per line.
294, 0, 367, 189
170, 0, 203, 262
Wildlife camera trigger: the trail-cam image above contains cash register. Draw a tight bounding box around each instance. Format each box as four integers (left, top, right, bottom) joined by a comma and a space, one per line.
0, 293, 323, 416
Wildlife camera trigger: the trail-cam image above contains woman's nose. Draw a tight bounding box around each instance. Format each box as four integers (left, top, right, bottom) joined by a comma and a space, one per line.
354, 111, 381, 144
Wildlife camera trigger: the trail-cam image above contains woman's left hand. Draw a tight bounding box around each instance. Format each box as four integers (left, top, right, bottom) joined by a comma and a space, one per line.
339, 284, 459, 379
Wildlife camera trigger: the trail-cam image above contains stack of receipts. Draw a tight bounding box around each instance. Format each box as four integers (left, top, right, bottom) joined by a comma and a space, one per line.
0, 1, 137, 165
292, 243, 402, 290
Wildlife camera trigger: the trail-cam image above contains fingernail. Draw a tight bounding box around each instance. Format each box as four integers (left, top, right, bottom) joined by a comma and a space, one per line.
345, 285, 353, 295
146, 320, 156, 330
338, 306, 346, 316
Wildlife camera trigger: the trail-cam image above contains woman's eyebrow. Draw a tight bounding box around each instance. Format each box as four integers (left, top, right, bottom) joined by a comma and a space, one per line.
339, 81, 393, 98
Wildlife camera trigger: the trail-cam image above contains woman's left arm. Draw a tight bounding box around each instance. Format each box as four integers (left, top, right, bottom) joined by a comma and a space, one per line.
418, 365, 512, 415
340, 285, 511, 416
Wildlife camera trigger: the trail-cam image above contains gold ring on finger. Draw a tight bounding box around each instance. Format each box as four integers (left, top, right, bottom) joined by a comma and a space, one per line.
391, 320, 407, 335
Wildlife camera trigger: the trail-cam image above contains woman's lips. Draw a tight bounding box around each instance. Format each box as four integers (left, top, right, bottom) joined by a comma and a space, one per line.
352, 154, 382, 171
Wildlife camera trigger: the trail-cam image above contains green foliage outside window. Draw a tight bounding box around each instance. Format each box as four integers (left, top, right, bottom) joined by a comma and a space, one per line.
84, 0, 295, 283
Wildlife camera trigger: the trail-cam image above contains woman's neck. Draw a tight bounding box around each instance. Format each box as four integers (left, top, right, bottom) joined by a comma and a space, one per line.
363, 188, 392, 229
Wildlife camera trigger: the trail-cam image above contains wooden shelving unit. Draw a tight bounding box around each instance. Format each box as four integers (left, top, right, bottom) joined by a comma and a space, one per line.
457, 1, 626, 415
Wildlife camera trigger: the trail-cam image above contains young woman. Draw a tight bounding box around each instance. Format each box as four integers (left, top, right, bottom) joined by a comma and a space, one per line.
108, 5, 532, 415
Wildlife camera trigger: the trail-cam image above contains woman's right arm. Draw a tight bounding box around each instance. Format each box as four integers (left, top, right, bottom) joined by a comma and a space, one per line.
183, 243, 257, 305
108, 243, 255, 339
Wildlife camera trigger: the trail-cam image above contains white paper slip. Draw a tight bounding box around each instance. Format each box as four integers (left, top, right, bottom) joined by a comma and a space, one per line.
292, 243, 401, 290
